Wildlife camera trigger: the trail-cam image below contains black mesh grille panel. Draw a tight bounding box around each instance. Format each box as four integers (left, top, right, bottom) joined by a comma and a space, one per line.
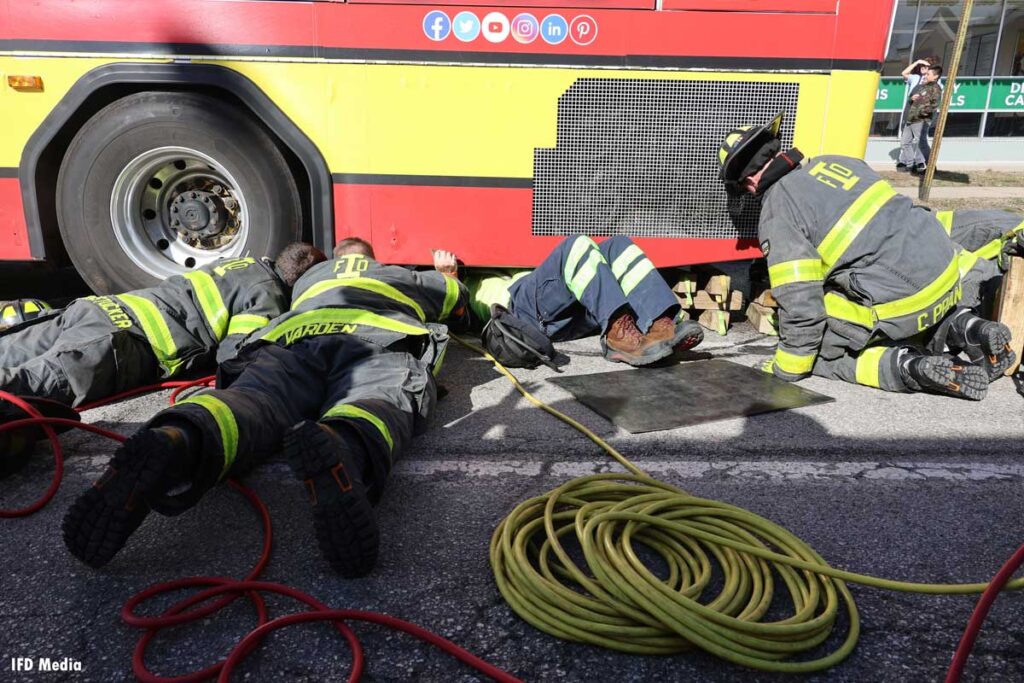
532, 78, 799, 240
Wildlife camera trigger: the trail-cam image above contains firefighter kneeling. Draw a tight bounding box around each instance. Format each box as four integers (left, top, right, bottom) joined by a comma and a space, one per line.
63, 239, 470, 577
719, 113, 1020, 400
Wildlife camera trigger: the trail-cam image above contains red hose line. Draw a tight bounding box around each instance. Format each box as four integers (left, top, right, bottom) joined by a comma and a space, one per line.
1, 379, 212, 516
1, 390, 64, 517
945, 542, 1024, 683
2, 386, 521, 682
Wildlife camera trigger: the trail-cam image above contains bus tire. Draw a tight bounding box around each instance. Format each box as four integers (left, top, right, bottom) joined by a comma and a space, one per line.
56, 91, 301, 293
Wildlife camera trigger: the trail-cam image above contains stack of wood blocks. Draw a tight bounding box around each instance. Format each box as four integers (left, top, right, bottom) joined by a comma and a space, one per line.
746, 286, 779, 336
671, 269, 743, 336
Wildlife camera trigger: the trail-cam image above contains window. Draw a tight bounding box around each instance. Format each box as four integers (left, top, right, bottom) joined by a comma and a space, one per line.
871, 112, 903, 136
985, 111, 1024, 134
883, 0, 923, 77
942, 112, 984, 135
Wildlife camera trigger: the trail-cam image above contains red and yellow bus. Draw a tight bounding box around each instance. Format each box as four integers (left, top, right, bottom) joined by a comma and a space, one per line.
1, 0, 894, 293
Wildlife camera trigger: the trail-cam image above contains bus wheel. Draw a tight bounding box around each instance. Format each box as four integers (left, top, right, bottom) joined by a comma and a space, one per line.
56, 91, 301, 293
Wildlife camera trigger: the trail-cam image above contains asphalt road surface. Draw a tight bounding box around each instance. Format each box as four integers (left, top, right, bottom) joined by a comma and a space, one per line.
2, 326, 1023, 682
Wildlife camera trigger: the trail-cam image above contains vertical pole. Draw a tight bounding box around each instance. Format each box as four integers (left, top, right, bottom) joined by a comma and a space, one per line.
920, 0, 975, 202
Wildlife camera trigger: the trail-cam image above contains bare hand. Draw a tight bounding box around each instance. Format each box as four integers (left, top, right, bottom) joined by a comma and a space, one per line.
432, 249, 459, 277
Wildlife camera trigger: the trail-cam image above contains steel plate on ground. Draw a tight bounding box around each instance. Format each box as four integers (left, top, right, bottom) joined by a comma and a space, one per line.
548, 359, 834, 433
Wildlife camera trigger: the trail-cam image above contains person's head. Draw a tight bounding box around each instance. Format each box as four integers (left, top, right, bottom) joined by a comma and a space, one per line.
718, 112, 785, 195
333, 237, 375, 259
274, 242, 327, 287
924, 65, 943, 83
920, 55, 940, 72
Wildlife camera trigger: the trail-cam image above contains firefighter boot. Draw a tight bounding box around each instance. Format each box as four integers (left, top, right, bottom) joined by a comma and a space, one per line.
947, 311, 1016, 381
899, 351, 988, 401
284, 420, 379, 578
601, 312, 674, 366
646, 316, 705, 353
62, 427, 193, 568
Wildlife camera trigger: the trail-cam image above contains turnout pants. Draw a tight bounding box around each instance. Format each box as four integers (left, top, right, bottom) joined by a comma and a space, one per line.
148, 334, 436, 508
508, 235, 678, 341
0, 300, 158, 407
811, 306, 967, 393
899, 121, 930, 167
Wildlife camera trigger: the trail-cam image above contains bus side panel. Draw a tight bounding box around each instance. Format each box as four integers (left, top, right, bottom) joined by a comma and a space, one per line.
0, 178, 32, 260
333, 182, 762, 267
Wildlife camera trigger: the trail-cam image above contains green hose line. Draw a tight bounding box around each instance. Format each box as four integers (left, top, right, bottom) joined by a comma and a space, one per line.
451, 335, 1024, 672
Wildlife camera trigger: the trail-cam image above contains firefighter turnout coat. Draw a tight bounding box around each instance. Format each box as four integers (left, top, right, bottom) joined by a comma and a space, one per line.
146, 254, 470, 510
760, 155, 1020, 384
0, 256, 287, 406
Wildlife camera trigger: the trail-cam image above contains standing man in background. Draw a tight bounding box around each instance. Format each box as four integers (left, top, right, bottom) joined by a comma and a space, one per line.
899, 61, 943, 175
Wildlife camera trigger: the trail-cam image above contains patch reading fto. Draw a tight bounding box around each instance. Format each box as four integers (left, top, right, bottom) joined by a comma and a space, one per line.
532, 78, 799, 240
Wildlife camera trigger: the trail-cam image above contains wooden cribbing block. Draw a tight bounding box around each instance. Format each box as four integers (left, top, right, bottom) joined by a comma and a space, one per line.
746, 302, 779, 336
672, 272, 698, 308
993, 256, 1024, 374
751, 288, 778, 308
705, 273, 731, 301
698, 309, 730, 336
693, 290, 744, 311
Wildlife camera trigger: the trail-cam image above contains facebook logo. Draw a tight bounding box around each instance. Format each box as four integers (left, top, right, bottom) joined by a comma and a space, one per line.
423, 11, 451, 42
541, 14, 568, 45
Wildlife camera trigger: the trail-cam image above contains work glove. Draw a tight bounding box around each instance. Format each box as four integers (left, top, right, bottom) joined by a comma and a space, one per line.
754, 357, 776, 375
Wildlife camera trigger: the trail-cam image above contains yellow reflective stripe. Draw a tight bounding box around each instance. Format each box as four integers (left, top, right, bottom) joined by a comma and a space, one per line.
935, 210, 954, 235
824, 293, 875, 328
227, 314, 269, 336
620, 258, 656, 295
569, 250, 603, 299
322, 404, 393, 452
817, 181, 897, 270
292, 278, 426, 322
432, 343, 448, 378
440, 275, 460, 320
116, 294, 182, 375
768, 259, 824, 288
873, 256, 960, 321
855, 346, 888, 388
264, 308, 428, 343
975, 238, 1003, 261
774, 348, 816, 375
183, 271, 229, 340
180, 394, 238, 479
563, 236, 597, 287
610, 245, 643, 279
725, 132, 743, 147
958, 249, 980, 277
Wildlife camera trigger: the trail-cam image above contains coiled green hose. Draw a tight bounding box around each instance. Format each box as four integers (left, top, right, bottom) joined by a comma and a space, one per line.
453, 336, 1024, 672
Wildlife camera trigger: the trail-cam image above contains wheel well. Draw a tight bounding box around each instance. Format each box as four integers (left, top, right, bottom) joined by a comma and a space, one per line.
23, 64, 333, 263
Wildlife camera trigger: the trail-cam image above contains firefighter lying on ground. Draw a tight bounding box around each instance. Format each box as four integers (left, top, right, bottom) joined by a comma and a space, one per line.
718, 112, 1021, 400
464, 235, 705, 368
63, 238, 470, 578
0, 244, 326, 478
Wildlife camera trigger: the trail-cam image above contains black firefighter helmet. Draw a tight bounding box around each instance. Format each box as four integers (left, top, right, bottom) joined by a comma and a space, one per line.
718, 112, 785, 189
1, 298, 52, 328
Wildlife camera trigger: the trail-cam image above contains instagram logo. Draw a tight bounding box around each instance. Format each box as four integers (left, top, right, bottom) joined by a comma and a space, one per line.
511, 13, 539, 44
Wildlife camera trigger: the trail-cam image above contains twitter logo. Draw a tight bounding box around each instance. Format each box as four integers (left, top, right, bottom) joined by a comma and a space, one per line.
452, 11, 481, 42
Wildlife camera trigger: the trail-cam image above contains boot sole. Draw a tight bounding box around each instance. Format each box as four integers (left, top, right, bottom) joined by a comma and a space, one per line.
978, 322, 1016, 381
915, 357, 988, 401
284, 421, 379, 578
672, 322, 705, 353
61, 430, 169, 568
604, 341, 674, 367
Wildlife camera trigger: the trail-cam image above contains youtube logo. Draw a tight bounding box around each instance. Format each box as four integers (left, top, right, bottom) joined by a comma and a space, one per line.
481, 11, 510, 43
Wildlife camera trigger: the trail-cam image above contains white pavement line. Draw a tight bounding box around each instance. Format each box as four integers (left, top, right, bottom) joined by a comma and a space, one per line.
387, 459, 1024, 481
